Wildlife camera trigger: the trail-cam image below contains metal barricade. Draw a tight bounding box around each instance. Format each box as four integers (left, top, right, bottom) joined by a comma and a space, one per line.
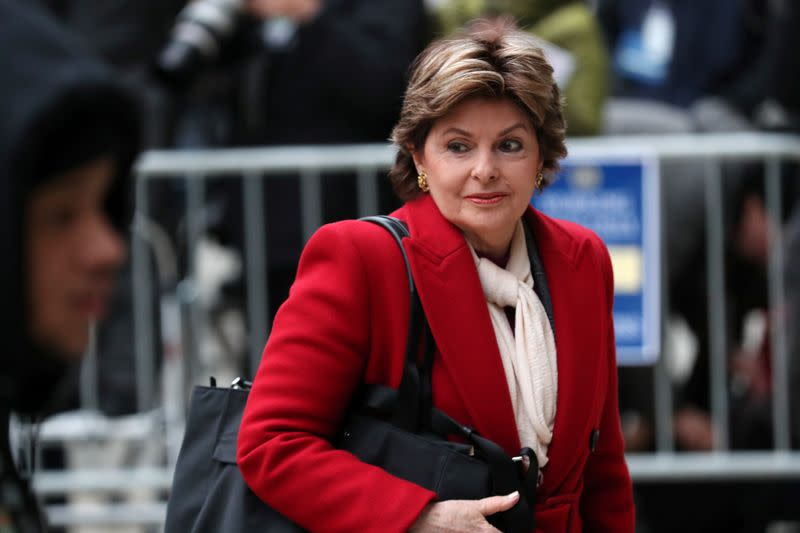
34, 132, 800, 528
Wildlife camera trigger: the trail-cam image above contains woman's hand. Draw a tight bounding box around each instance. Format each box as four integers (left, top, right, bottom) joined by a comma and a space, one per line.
409, 491, 519, 533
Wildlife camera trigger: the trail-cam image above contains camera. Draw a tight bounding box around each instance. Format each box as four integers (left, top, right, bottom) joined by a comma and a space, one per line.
156, 0, 247, 85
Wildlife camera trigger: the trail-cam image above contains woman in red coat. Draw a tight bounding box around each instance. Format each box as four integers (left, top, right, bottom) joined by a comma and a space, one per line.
238, 19, 635, 532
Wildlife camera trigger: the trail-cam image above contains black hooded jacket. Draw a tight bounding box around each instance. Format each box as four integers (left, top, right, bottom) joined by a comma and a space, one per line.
0, 1, 140, 530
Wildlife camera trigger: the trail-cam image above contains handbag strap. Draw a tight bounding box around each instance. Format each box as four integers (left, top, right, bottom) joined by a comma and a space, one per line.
360, 216, 535, 532
360, 216, 427, 432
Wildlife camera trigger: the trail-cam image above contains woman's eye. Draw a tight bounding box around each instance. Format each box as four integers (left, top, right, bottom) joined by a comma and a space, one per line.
447, 141, 469, 153
45, 207, 78, 228
500, 139, 523, 152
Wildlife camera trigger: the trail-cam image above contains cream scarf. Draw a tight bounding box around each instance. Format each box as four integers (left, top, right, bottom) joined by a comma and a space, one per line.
468, 220, 558, 470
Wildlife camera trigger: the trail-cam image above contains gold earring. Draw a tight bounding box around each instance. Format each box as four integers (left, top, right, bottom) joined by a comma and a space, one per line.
535, 172, 544, 190
417, 171, 430, 192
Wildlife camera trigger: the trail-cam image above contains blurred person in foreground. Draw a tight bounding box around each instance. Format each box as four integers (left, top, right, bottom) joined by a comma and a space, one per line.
0, 1, 140, 530
237, 19, 634, 532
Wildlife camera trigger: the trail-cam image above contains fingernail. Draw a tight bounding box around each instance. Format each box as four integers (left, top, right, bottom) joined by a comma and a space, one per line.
507, 491, 519, 501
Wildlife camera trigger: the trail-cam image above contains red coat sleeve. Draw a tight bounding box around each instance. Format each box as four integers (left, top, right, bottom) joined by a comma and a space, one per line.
237, 222, 436, 533
579, 236, 636, 532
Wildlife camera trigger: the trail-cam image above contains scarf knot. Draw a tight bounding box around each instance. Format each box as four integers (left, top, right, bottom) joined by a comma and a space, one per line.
477, 262, 523, 309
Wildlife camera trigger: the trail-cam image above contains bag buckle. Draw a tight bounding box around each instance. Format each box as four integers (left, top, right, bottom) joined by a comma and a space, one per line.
512, 447, 538, 482
231, 377, 253, 390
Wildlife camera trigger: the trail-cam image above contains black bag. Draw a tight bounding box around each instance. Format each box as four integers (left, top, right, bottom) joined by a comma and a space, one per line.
164, 216, 536, 533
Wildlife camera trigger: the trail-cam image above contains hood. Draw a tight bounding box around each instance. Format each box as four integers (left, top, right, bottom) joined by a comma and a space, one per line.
0, 0, 141, 415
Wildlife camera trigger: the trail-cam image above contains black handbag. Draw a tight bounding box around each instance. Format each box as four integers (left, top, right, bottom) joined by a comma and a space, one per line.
164, 216, 537, 533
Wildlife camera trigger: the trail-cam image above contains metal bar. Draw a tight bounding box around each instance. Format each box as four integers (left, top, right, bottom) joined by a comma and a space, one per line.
135, 134, 800, 177
300, 170, 323, 243
654, 320, 674, 451
705, 160, 729, 450
79, 321, 99, 410
36, 414, 159, 443
132, 174, 156, 412
356, 168, 380, 217
137, 144, 397, 176
179, 290, 196, 414
44, 503, 167, 527
561, 133, 800, 163
243, 172, 270, 375
626, 451, 800, 482
159, 293, 185, 470
33, 468, 173, 495
186, 175, 206, 383
654, 165, 674, 452
766, 157, 791, 451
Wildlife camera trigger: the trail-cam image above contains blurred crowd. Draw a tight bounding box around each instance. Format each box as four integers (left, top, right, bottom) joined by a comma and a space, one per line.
7, 0, 800, 531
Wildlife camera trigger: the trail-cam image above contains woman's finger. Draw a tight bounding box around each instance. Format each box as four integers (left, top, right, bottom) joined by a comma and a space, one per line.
476, 491, 520, 516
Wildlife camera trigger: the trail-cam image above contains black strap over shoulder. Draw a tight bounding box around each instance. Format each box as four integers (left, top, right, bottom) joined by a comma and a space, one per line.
361, 215, 426, 432
360, 216, 413, 291
359, 216, 536, 533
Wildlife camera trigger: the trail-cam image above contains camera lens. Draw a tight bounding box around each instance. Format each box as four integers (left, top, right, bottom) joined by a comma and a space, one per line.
156, 0, 246, 85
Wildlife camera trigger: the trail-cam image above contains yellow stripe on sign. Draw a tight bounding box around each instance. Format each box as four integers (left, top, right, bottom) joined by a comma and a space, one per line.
608, 246, 643, 294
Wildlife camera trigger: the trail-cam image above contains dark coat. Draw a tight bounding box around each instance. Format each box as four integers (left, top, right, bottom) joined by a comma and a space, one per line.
228, 0, 428, 282
238, 0, 427, 146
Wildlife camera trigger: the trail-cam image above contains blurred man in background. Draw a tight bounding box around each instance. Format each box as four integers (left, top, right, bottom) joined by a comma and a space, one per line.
0, 1, 141, 529
233, 0, 429, 317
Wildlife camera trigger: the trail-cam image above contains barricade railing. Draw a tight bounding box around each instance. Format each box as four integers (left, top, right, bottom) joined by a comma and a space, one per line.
32, 132, 800, 527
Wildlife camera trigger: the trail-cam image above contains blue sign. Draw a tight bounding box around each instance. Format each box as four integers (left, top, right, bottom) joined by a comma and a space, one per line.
534, 155, 660, 365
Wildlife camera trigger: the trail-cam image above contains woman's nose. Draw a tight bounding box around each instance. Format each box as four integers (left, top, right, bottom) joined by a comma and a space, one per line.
80, 214, 126, 273
471, 148, 498, 182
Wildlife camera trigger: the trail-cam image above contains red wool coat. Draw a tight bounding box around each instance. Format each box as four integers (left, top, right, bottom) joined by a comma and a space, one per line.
238, 194, 635, 533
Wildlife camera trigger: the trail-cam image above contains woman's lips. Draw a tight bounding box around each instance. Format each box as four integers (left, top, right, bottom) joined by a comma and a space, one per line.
465, 193, 507, 205
74, 291, 111, 318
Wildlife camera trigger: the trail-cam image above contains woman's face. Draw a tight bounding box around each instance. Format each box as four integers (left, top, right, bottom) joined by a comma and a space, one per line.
413, 97, 542, 257
26, 156, 126, 358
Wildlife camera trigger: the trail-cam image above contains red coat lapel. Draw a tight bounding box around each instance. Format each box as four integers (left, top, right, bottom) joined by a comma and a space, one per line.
399, 196, 521, 455
527, 210, 606, 495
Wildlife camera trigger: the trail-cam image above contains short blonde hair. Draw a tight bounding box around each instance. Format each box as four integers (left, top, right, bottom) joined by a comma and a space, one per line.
389, 19, 567, 201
